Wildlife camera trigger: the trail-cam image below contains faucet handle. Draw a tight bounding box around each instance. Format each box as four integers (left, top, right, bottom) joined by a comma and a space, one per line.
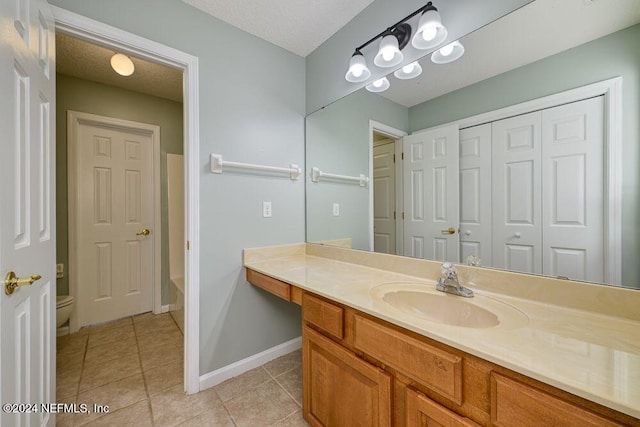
441, 262, 456, 278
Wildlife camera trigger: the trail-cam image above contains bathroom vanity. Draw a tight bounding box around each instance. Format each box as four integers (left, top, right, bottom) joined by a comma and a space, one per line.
244, 243, 640, 426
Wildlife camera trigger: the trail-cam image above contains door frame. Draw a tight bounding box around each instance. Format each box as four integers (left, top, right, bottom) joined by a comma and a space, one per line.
53, 6, 201, 394
412, 77, 622, 284
67, 111, 161, 328
369, 121, 407, 255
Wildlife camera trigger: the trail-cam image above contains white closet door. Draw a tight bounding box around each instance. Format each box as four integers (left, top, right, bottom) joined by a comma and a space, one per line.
492, 112, 542, 274
403, 125, 459, 261
542, 96, 604, 282
459, 124, 492, 265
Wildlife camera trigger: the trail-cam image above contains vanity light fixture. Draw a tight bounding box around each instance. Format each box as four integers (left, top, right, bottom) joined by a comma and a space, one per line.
431, 40, 465, 64
365, 77, 390, 93
394, 61, 422, 80
411, 2, 448, 50
110, 53, 135, 76
345, 2, 447, 82
345, 50, 371, 82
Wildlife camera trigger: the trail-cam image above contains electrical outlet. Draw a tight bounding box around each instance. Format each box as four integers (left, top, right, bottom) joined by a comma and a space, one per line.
56, 263, 64, 279
262, 201, 272, 218
333, 203, 340, 216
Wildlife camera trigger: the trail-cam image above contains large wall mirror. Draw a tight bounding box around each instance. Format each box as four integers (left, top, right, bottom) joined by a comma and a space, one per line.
306, 0, 640, 290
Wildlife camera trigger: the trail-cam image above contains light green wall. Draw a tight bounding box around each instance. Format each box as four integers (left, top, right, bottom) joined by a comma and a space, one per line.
409, 24, 640, 288
55, 74, 183, 305
306, 90, 408, 249
51, 0, 306, 374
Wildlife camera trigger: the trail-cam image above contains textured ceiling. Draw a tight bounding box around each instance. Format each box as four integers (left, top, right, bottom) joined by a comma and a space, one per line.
380, 0, 640, 107
56, 33, 183, 103
182, 0, 375, 57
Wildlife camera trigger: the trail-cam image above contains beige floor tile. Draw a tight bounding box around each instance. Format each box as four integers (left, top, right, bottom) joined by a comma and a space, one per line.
224, 379, 300, 427
81, 400, 153, 427
273, 410, 310, 426
132, 311, 156, 323
214, 366, 272, 402
264, 349, 302, 377
57, 365, 82, 400
150, 384, 221, 427
79, 353, 142, 393
74, 374, 147, 426
85, 316, 133, 334
137, 329, 183, 352
55, 396, 76, 427
57, 349, 85, 375
143, 359, 183, 396
84, 336, 138, 367
275, 366, 303, 406
139, 344, 183, 371
87, 324, 135, 349
58, 332, 89, 356
135, 320, 179, 338
175, 405, 235, 427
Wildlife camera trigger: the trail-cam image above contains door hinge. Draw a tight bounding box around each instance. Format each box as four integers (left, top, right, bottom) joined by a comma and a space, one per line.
186, 241, 190, 250
393, 154, 396, 163
402, 212, 405, 220
393, 211, 396, 220
401, 152, 404, 160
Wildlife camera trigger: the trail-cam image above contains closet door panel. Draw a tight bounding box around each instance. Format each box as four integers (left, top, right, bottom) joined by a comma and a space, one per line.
492, 112, 542, 274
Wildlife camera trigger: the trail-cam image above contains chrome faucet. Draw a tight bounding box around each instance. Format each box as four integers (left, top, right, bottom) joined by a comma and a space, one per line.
436, 262, 474, 298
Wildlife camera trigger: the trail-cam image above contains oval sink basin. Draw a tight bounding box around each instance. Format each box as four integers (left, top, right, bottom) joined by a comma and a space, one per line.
371, 283, 528, 329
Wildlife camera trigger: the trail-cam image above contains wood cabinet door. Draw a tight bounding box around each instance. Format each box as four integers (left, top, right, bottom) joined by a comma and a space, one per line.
406, 388, 480, 427
303, 326, 392, 426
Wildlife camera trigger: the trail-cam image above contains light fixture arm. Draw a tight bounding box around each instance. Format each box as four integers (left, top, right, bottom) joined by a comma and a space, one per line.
352, 2, 435, 54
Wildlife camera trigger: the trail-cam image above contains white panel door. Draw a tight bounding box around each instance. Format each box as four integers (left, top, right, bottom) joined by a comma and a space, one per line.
542, 96, 604, 282
403, 125, 459, 261
492, 112, 542, 274
459, 124, 492, 266
0, 0, 56, 426
373, 142, 396, 254
74, 117, 154, 327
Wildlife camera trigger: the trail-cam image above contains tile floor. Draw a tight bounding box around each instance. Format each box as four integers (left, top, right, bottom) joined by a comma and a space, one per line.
56, 312, 307, 426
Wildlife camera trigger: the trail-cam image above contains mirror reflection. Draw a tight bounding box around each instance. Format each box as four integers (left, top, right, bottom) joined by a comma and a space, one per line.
305, 0, 640, 289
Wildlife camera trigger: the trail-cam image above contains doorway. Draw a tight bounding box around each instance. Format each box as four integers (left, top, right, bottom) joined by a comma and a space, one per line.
369, 121, 406, 255
53, 6, 200, 394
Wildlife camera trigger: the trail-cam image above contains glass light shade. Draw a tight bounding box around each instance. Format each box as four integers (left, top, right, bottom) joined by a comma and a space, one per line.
345, 52, 371, 82
393, 61, 423, 80
431, 40, 465, 64
110, 53, 135, 76
411, 9, 448, 50
365, 77, 390, 93
374, 35, 403, 68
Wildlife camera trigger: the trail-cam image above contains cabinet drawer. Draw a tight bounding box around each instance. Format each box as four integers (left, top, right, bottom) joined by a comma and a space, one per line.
303, 293, 344, 340
490, 373, 623, 427
354, 314, 462, 404
406, 388, 479, 427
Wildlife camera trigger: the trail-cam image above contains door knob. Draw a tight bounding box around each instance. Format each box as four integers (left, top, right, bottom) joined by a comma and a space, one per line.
136, 228, 151, 236
514, 232, 522, 238
5, 271, 41, 295
441, 227, 456, 235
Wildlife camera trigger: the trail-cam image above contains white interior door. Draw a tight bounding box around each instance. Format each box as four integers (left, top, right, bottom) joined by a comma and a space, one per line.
71, 113, 156, 327
403, 125, 459, 261
459, 124, 492, 266
373, 142, 396, 254
492, 111, 542, 274
542, 96, 604, 282
0, 0, 56, 425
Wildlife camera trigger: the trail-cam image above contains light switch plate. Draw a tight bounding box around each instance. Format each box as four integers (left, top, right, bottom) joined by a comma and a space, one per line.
56, 263, 64, 279
333, 203, 340, 216
263, 201, 272, 218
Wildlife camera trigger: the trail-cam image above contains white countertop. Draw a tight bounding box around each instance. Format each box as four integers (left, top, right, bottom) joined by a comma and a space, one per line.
244, 244, 640, 419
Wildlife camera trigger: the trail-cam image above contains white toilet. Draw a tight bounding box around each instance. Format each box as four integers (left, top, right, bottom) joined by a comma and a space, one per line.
56, 295, 74, 329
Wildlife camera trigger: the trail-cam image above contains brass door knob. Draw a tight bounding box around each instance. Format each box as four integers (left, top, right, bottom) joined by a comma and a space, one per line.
5, 271, 41, 295
136, 228, 151, 236
441, 227, 456, 235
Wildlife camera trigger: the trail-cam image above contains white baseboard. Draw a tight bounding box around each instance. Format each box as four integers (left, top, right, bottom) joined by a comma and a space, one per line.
199, 336, 302, 391
160, 304, 171, 313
